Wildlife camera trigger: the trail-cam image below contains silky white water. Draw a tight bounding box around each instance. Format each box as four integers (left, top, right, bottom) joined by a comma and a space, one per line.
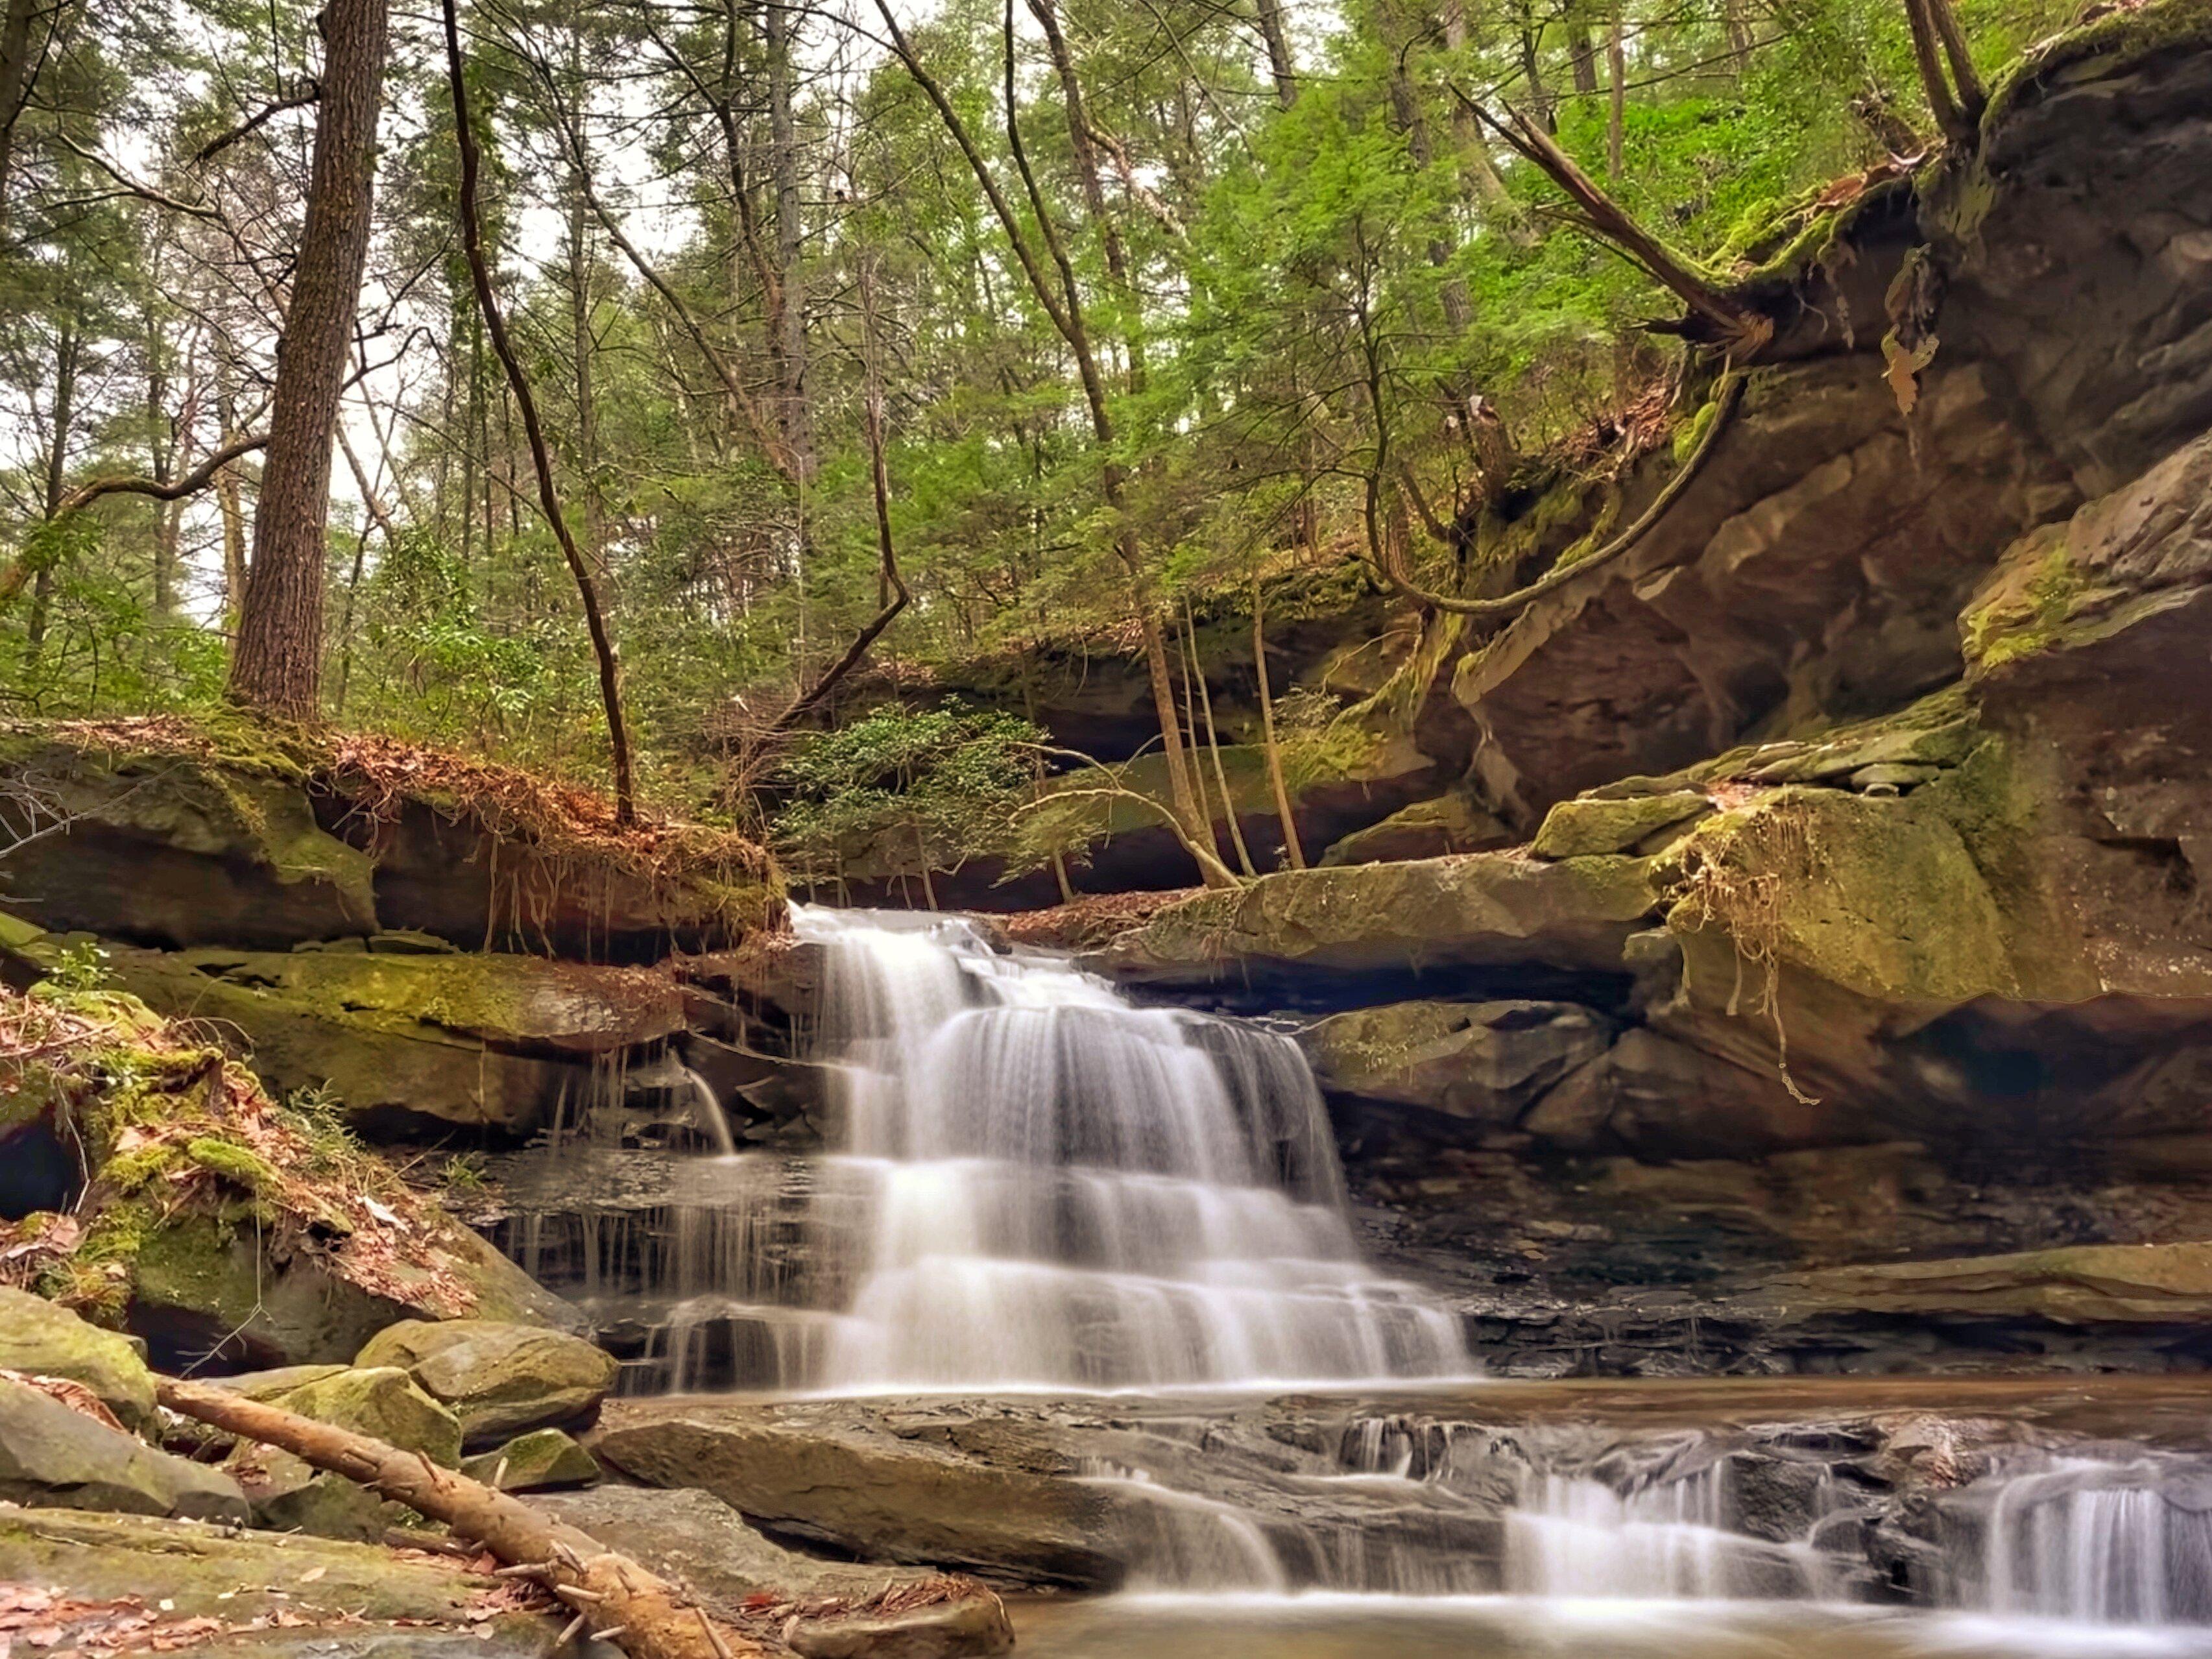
791, 904, 1469, 1390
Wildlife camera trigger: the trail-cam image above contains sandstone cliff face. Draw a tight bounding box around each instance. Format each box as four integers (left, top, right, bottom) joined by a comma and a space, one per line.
1093, 2, 2212, 1362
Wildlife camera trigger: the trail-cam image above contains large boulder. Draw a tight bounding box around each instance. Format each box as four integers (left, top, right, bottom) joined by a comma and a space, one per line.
463, 1427, 601, 1492
0, 1506, 586, 1653
273, 1366, 464, 1466
0, 1377, 248, 1521
123, 1205, 588, 1370
357, 1320, 618, 1444
591, 1399, 1120, 1588
0, 1287, 156, 1432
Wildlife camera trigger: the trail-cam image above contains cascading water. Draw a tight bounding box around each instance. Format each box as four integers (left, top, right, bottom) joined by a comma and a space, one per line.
793, 904, 1469, 1390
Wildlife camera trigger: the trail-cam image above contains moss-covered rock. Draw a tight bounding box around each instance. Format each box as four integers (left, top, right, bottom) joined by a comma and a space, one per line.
356, 1320, 617, 1444
1532, 792, 1711, 859
0, 1286, 156, 1431
463, 1427, 601, 1492
0, 716, 780, 960
0, 982, 588, 1367
273, 1366, 464, 1466
0, 1377, 249, 1521
95, 942, 683, 1135
1101, 850, 1659, 987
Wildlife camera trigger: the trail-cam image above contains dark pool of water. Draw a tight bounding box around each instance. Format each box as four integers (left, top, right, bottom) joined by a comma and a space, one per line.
1012, 1595, 2212, 1658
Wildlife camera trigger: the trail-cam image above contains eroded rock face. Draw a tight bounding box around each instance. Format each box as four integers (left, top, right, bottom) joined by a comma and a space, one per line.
1301, 1000, 1613, 1132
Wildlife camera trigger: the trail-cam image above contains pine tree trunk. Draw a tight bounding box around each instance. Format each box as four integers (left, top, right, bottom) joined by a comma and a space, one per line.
228, 0, 390, 720
0, 0, 38, 233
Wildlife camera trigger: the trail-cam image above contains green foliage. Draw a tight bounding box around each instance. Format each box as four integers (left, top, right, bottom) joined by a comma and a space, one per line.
769, 703, 1046, 881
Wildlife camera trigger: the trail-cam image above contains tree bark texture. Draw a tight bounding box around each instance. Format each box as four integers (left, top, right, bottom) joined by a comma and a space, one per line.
227, 0, 389, 720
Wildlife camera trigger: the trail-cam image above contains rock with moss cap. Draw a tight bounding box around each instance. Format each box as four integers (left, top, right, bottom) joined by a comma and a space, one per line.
0, 715, 780, 960
357, 1319, 618, 1444
463, 1427, 601, 1492
271, 1366, 464, 1466
1531, 792, 1711, 859
1098, 850, 1659, 989
0, 1287, 157, 1432
0, 1377, 248, 1521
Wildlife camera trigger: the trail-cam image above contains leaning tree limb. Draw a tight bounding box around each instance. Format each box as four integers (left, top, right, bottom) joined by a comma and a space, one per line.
1454, 91, 1771, 354
155, 1377, 769, 1659
1367, 369, 1746, 620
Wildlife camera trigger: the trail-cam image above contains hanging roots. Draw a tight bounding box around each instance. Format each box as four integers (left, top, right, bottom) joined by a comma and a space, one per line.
1675, 799, 1821, 1108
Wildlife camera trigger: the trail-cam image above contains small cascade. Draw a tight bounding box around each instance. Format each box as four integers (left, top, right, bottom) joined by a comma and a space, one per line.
1974, 1459, 2212, 1625
795, 905, 1468, 1390
1505, 1470, 1817, 1600
682, 1066, 738, 1157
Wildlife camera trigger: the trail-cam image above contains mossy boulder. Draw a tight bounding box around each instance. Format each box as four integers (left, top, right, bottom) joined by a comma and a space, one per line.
226, 1442, 420, 1542
1531, 792, 1711, 859
273, 1366, 464, 1466
0, 982, 590, 1367
121, 1203, 587, 1369
1101, 850, 1659, 987
463, 1427, 601, 1492
0, 1286, 156, 1431
99, 942, 684, 1135
357, 1320, 618, 1444
0, 726, 378, 949
0, 1506, 541, 1634
0, 1377, 248, 1521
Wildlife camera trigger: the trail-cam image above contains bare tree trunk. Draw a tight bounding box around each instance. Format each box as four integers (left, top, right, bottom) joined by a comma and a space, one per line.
763, 0, 814, 481
1187, 599, 1256, 878
1567, 0, 1599, 93
228, 0, 389, 720
444, 0, 636, 822
211, 354, 252, 627
1253, 575, 1305, 869
25, 319, 78, 657
1253, 0, 1297, 108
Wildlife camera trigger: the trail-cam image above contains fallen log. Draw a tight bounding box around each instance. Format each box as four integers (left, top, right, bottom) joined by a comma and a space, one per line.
156, 1377, 771, 1659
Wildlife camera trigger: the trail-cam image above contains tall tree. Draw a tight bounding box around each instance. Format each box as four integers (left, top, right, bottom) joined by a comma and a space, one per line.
227, 0, 391, 719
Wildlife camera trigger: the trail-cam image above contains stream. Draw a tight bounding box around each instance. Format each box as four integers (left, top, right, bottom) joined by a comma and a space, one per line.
494, 909, 2212, 1655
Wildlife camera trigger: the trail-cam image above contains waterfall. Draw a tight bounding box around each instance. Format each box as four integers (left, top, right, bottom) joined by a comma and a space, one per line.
793, 904, 1469, 1390
1977, 1459, 2212, 1625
